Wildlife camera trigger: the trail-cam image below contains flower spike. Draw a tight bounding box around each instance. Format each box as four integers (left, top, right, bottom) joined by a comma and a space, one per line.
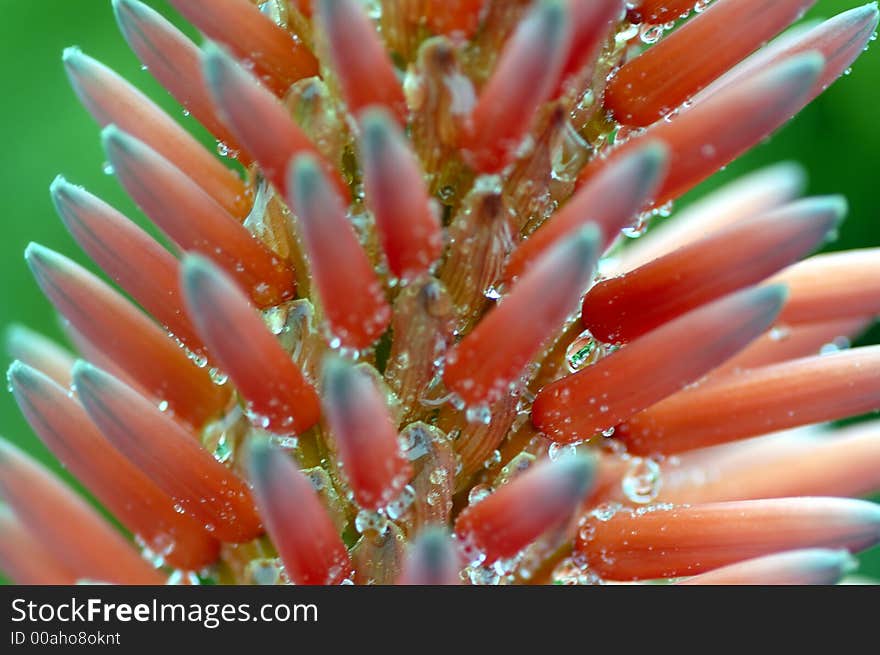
24, 243, 228, 427
112, 0, 248, 163
321, 357, 412, 511
287, 155, 391, 350
711, 317, 871, 378
461, 0, 572, 173
772, 249, 880, 325
702, 4, 880, 104
6, 325, 75, 388
533, 285, 787, 443
444, 225, 601, 407
73, 361, 262, 543
606, 0, 816, 127
0, 437, 164, 584
618, 346, 880, 455
582, 196, 845, 343
659, 420, 880, 504
398, 528, 462, 585
315, 0, 408, 122
615, 161, 806, 274
629, 0, 706, 24
679, 549, 856, 586
181, 255, 320, 435
62, 46, 249, 219
202, 43, 349, 202
360, 108, 443, 281
556, 0, 623, 89
455, 454, 597, 564
9, 361, 220, 570
576, 497, 880, 580
50, 176, 205, 355
167, 0, 319, 97
246, 439, 353, 585
504, 141, 667, 283
0, 507, 77, 585
102, 126, 296, 309
579, 52, 824, 207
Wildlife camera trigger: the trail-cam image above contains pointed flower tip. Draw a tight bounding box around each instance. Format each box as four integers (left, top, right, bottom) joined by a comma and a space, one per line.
288, 154, 328, 207
180, 253, 219, 298
558, 452, 598, 500
243, 435, 275, 480
70, 361, 110, 403
7, 360, 53, 405
99, 123, 130, 153
400, 527, 461, 585
111, 0, 144, 21
361, 107, 394, 149
23, 242, 55, 269
201, 40, 231, 84
784, 50, 826, 81
321, 353, 354, 399
48, 176, 89, 220
48, 174, 68, 197
61, 45, 84, 67
6, 358, 28, 385
757, 283, 790, 312
559, 224, 603, 280
640, 140, 670, 171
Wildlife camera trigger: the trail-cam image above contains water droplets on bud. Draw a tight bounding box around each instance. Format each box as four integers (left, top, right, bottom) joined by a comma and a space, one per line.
354, 509, 390, 536
208, 367, 229, 386
212, 433, 233, 464
621, 221, 648, 239
466, 565, 502, 585
268, 435, 299, 450
640, 24, 666, 45
481, 449, 502, 469
244, 403, 272, 430
468, 484, 492, 505
552, 557, 602, 585
246, 558, 284, 585
769, 326, 791, 342
465, 403, 492, 425
566, 330, 602, 372
157, 399, 169, 412
429, 467, 448, 485
548, 441, 578, 461
385, 484, 416, 520
820, 336, 851, 355
591, 502, 622, 522
216, 141, 240, 159
621, 457, 662, 504
101, 162, 114, 175
483, 285, 502, 301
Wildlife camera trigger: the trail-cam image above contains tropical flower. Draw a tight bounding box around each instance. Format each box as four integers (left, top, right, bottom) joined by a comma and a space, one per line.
2, 0, 880, 586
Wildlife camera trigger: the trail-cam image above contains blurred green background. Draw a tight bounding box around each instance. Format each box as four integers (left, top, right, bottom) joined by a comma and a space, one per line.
0, 0, 878, 581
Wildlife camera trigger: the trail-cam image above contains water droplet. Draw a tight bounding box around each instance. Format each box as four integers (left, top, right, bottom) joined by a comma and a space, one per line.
465, 403, 492, 425
622, 457, 662, 504
429, 468, 448, 485
468, 484, 491, 505
548, 442, 578, 461
566, 330, 601, 372
385, 485, 416, 520
466, 565, 501, 585
354, 509, 389, 535
769, 326, 791, 341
